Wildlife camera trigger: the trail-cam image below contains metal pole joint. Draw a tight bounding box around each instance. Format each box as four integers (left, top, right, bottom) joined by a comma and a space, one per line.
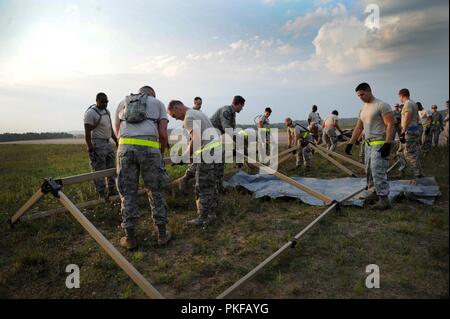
41, 178, 62, 198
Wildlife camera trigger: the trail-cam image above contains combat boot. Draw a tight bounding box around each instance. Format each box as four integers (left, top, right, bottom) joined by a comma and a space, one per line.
364, 191, 378, 206
157, 225, 172, 246
369, 196, 391, 210
187, 213, 216, 227
108, 188, 119, 198
120, 228, 138, 251
187, 215, 208, 227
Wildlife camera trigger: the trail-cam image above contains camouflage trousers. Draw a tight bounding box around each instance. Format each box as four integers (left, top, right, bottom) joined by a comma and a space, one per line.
365, 144, 389, 196
323, 128, 338, 152
444, 122, 449, 145
359, 143, 365, 163
215, 162, 225, 192
396, 142, 407, 173
403, 131, 423, 178
195, 162, 219, 218
430, 127, 441, 147
89, 139, 116, 196
421, 127, 432, 155
116, 144, 169, 230
296, 145, 312, 169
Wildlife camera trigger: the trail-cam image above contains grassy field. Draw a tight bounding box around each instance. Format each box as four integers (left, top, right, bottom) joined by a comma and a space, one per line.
0, 143, 448, 299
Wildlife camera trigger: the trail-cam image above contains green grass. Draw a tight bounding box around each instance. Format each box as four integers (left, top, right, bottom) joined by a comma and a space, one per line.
0, 143, 448, 299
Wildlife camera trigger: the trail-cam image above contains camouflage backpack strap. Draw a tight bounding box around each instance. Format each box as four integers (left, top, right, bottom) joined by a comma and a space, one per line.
86, 105, 104, 129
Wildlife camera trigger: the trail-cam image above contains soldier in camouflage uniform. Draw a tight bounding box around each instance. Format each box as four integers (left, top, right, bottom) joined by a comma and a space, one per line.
399, 88, 423, 179
346, 83, 395, 210
210, 96, 246, 191
167, 100, 220, 227
444, 101, 449, 145
256, 107, 272, 157
177, 97, 205, 192
114, 86, 171, 250
83, 93, 118, 199
417, 102, 432, 156
285, 117, 313, 174
322, 110, 343, 152
430, 105, 444, 147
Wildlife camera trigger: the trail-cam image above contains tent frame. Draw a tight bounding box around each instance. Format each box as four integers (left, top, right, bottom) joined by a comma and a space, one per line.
9, 175, 163, 299
9, 151, 357, 298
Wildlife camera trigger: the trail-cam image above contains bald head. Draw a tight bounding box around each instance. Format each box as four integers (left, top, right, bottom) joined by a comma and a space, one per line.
167, 100, 189, 121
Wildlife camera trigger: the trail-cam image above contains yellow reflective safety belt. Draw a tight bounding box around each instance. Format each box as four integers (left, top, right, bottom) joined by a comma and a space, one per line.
238, 130, 249, 137
194, 141, 222, 155
259, 128, 270, 132
119, 137, 160, 148
364, 140, 385, 146
302, 131, 310, 139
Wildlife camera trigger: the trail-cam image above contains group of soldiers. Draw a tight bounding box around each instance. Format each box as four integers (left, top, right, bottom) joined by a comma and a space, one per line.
83, 84, 449, 250
346, 84, 448, 210
84, 87, 245, 250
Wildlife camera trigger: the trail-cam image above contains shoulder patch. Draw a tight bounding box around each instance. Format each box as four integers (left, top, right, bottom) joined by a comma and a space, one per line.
222, 110, 232, 121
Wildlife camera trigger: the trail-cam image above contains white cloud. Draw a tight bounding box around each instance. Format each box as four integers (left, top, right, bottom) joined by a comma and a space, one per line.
133, 55, 186, 78
275, 44, 299, 55
310, 17, 396, 73
283, 3, 347, 36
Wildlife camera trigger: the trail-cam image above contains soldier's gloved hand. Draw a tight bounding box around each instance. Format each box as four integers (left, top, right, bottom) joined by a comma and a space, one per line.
399, 132, 406, 144
378, 143, 391, 158
425, 127, 431, 135
88, 149, 97, 162
345, 143, 353, 155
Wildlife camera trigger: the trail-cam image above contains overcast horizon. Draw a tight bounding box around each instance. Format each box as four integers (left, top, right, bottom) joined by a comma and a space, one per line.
0, 0, 448, 134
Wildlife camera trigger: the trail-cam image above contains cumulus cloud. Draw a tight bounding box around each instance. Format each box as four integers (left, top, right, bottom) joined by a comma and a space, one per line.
277, 0, 449, 74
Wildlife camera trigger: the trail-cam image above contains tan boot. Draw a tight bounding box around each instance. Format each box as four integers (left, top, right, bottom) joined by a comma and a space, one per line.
157, 225, 172, 246
120, 228, 138, 251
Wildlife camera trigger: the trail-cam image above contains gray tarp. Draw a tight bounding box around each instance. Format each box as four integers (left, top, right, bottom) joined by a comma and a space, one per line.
226, 171, 441, 207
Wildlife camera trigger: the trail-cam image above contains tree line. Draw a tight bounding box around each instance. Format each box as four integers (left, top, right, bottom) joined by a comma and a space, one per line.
0, 132, 75, 142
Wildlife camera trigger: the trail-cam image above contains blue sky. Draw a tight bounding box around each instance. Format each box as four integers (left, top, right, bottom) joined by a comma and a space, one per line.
0, 0, 448, 133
